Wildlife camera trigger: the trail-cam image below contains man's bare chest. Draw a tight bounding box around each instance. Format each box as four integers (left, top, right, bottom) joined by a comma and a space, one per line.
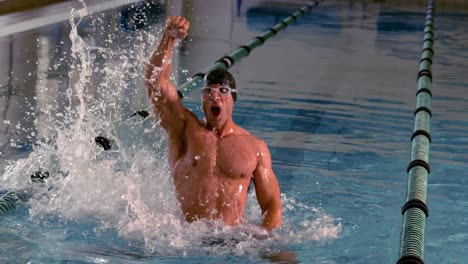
185, 131, 258, 180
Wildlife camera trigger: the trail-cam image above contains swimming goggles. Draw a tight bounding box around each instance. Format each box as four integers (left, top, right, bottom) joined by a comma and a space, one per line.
200, 86, 237, 97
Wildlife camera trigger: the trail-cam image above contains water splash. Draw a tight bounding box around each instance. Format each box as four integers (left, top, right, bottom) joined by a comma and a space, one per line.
0, 1, 341, 260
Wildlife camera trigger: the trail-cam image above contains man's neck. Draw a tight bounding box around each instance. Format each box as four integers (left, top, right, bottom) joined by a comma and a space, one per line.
206, 119, 236, 138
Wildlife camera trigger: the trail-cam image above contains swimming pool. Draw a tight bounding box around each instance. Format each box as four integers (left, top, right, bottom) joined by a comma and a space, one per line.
1, 0, 467, 263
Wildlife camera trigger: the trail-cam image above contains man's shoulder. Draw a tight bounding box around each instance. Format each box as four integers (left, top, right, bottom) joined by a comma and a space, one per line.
165, 108, 204, 140
234, 126, 254, 138
184, 108, 205, 127
234, 127, 267, 148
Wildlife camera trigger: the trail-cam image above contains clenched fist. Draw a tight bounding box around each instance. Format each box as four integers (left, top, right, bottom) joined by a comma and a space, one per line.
164, 16, 190, 39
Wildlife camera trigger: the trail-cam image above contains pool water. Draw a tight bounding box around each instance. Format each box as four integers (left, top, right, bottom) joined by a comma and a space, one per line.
1, 0, 467, 263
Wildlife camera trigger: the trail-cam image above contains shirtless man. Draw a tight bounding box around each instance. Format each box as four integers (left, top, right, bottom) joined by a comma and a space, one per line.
145, 16, 282, 231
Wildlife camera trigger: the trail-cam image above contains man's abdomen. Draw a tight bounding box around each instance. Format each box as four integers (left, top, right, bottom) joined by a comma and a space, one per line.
172, 159, 250, 225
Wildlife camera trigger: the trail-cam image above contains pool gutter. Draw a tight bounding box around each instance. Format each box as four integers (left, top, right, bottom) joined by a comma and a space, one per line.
0, 0, 142, 38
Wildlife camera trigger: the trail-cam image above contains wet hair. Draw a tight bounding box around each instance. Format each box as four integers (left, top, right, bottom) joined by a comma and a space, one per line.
203, 68, 237, 102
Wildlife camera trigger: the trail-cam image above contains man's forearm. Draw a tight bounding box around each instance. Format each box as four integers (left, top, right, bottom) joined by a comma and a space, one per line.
146, 31, 176, 82
261, 203, 282, 230
146, 16, 189, 85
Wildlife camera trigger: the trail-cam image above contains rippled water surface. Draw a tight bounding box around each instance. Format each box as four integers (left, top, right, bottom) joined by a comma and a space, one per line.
1, 0, 467, 263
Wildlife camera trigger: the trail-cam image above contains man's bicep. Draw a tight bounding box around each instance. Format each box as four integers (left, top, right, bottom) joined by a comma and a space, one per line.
253, 169, 280, 207
253, 141, 282, 229
147, 80, 186, 134
253, 142, 281, 207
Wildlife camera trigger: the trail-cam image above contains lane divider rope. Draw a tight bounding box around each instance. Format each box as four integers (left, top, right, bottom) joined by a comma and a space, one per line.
397, 1, 435, 263
104, 0, 327, 150
177, 0, 325, 97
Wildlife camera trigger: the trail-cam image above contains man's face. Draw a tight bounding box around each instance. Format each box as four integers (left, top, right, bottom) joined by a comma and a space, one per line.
201, 84, 235, 129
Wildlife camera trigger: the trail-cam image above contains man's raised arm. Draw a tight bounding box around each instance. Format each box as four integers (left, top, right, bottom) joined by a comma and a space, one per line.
145, 16, 190, 132
253, 140, 283, 231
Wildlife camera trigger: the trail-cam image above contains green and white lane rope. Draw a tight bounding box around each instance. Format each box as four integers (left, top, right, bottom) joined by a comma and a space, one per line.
397, 1, 435, 264
179, 0, 324, 97
0, 191, 18, 215
178, 0, 325, 97
131, 0, 325, 119
0, 171, 48, 216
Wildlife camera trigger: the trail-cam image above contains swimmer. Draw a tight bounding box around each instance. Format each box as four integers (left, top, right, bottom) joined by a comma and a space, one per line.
145, 16, 282, 231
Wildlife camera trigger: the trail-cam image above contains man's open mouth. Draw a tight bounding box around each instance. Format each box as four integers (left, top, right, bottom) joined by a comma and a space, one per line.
211, 106, 221, 117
